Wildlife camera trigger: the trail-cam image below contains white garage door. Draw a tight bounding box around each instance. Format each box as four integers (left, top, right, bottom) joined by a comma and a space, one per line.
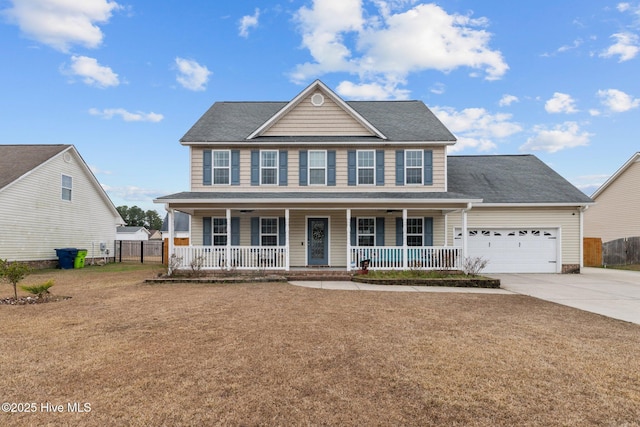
455, 228, 558, 273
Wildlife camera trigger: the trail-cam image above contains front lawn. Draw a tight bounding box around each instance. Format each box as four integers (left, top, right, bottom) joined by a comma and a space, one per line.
1, 265, 638, 426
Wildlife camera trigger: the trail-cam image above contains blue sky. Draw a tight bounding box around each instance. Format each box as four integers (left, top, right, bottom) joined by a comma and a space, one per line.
1, 0, 639, 214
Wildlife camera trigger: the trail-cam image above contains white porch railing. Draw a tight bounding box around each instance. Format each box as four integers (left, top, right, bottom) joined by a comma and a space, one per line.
349, 246, 462, 271
172, 246, 288, 271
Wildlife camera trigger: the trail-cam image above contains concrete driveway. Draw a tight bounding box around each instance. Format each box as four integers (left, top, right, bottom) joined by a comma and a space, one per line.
489, 267, 640, 325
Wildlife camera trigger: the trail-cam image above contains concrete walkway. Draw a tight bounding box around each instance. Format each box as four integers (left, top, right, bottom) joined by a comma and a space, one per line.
288, 267, 640, 325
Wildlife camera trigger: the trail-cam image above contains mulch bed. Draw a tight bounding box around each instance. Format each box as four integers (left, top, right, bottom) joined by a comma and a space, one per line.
0, 295, 71, 305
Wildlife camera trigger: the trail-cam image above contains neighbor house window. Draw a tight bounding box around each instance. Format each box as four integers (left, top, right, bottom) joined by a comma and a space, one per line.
212, 218, 228, 246
261, 218, 278, 246
213, 150, 230, 185
407, 218, 423, 246
308, 150, 327, 185
405, 150, 423, 184
357, 218, 375, 246
61, 174, 72, 201
260, 150, 278, 185
357, 150, 375, 185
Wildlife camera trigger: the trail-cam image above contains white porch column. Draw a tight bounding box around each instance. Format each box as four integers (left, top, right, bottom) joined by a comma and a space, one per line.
226, 208, 231, 270
285, 208, 290, 271
443, 213, 449, 246
167, 207, 175, 274
346, 208, 351, 271
461, 204, 470, 260
402, 209, 408, 269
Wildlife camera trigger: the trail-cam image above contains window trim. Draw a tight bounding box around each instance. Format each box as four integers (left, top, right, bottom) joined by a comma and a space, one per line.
61, 174, 72, 201
405, 149, 423, 185
260, 217, 279, 246
406, 217, 423, 247
356, 150, 375, 186
357, 217, 376, 247
212, 150, 231, 185
212, 218, 228, 246
260, 150, 279, 186
308, 150, 327, 186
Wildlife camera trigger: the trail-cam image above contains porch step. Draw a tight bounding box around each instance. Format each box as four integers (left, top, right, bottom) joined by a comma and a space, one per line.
283, 271, 354, 281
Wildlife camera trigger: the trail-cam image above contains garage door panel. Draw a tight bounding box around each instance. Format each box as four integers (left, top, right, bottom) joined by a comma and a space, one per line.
457, 228, 558, 273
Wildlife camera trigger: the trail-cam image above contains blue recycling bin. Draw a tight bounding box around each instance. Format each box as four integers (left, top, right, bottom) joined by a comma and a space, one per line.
55, 248, 79, 269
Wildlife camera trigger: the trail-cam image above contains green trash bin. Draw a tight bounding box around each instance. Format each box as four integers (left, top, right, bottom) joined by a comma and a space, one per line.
74, 249, 88, 269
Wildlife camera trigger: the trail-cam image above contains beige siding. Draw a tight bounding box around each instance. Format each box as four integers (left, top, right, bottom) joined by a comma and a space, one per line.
264, 92, 374, 136
447, 207, 582, 265
191, 146, 447, 192
0, 150, 120, 262
584, 159, 640, 242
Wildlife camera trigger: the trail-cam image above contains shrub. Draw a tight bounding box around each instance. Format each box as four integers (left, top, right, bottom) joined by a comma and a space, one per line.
461, 256, 489, 276
20, 280, 55, 300
0, 259, 32, 300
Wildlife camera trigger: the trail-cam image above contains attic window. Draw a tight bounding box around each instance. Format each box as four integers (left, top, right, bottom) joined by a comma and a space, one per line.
311, 93, 324, 106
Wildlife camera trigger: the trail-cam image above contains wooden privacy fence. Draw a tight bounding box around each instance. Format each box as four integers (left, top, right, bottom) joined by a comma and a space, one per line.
115, 240, 164, 264
583, 237, 602, 267
163, 238, 190, 265
602, 236, 640, 266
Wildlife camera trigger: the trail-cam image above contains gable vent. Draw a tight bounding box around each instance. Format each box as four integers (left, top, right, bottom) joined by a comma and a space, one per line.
311, 93, 324, 106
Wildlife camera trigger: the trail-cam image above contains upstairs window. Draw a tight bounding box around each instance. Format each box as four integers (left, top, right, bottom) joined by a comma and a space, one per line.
61, 174, 72, 201
357, 150, 375, 185
213, 150, 230, 185
405, 150, 423, 184
308, 150, 327, 185
260, 150, 278, 185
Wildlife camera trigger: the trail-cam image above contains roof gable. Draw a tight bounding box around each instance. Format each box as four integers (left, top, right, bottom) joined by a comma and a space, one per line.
248, 80, 385, 139
0, 145, 70, 190
591, 152, 640, 199
180, 80, 456, 144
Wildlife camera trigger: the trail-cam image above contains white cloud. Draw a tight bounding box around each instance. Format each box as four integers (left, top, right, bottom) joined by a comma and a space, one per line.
66, 55, 119, 88
545, 92, 578, 114
336, 80, 410, 100
4, 0, 121, 52
175, 57, 211, 91
89, 108, 164, 122
429, 82, 446, 95
432, 106, 522, 153
572, 174, 610, 196
597, 88, 640, 112
239, 8, 260, 38
520, 122, 592, 153
601, 32, 640, 61
104, 185, 163, 201
498, 94, 518, 107
291, 1, 507, 98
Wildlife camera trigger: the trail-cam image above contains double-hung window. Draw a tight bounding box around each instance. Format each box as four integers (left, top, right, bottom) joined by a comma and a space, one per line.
213, 150, 230, 185
405, 150, 423, 184
212, 218, 228, 246
260, 150, 278, 185
308, 150, 327, 185
261, 218, 279, 246
357, 150, 375, 185
357, 218, 375, 246
61, 174, 72, 201
406, 218, 423, 246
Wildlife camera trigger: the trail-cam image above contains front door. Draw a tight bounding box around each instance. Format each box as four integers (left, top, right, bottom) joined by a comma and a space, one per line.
307, 218, 329, 265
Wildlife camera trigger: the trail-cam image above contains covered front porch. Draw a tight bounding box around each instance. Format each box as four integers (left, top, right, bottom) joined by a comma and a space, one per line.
158, 193, 478, 273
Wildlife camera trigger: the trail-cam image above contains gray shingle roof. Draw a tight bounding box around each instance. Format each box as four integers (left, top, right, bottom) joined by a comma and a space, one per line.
0, 145, 71, 190
161, 211, 190, 232
155, 191, 478, 202
180, 101, 456, 143
448, 155, 593, 204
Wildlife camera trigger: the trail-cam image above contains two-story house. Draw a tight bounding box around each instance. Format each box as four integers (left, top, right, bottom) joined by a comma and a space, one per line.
155, 80, 593, 274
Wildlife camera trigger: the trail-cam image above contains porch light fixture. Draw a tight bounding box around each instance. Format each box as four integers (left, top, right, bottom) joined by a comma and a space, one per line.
240, 210, 254, 214
386, 209, 401, 214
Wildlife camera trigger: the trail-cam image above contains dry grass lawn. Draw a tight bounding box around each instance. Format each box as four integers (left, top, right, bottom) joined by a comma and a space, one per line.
1, 264, 639, 426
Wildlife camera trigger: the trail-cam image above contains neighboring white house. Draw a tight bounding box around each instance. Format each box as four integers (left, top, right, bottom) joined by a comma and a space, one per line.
116, 226, 151, 241
584, 152, 640, 243
0, 144, 124, 266
155, 80, 593, 274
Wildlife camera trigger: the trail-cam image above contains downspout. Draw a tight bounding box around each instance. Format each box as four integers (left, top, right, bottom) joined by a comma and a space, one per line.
579, 205, 589, 272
